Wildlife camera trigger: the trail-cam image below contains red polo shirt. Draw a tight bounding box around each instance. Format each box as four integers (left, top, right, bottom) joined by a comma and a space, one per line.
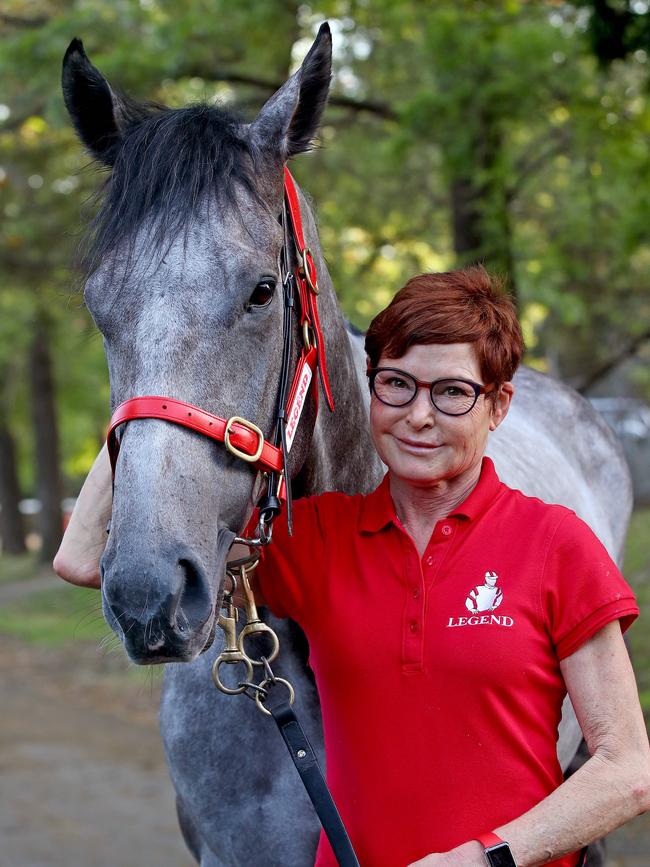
254, 458, 638, 867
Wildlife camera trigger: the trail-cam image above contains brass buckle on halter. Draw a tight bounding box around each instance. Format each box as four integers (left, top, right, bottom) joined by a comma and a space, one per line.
300, 248, 319, 294
224, 416, 264, 463
302, 322, 316, 351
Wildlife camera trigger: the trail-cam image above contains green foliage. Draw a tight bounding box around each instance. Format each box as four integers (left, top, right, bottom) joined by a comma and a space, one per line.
1, 0, 650, 496
625, 507, 650, 578
0, 551, 41, 585
0, 584, 110, 645
625, 508, 650, 717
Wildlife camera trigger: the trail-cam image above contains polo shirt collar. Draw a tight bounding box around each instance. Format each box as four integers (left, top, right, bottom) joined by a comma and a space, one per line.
358, 472, 395, 533
358, 456, 502, 534
448, 456, 502, 520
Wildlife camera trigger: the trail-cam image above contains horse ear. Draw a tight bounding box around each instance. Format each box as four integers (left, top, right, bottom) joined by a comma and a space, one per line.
62, 38, 135, 165
250, 22, 332, 160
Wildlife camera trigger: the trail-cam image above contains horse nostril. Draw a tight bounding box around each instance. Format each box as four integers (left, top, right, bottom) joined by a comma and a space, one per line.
175, 557, 211, 630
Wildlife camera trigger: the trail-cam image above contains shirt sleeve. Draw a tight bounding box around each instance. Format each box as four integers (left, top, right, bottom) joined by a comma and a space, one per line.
245, 495, 327, 628
541, 510, 639, 660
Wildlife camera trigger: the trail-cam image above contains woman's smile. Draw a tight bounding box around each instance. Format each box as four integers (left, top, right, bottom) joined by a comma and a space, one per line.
394, 436, 442, 454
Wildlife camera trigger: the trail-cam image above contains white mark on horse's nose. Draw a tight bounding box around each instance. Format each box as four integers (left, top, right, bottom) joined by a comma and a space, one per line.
147, 637, 165, 651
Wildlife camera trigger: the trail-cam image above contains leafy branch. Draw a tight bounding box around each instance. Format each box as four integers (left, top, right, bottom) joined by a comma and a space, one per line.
578, 327, 650, 394
177, 63, 398, 120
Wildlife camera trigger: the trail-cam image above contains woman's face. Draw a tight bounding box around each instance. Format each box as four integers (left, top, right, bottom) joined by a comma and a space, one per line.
369, 342, 513, 488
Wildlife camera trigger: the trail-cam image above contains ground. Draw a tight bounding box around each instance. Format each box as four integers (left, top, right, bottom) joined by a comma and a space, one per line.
0, 630, 194, 867
0, 517, 649, 867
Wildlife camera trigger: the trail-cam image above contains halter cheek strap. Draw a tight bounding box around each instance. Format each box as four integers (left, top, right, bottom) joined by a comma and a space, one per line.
283, 167, 334, 413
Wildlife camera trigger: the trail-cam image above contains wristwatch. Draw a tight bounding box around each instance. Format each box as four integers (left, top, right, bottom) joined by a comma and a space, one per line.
475, 832, 518, 866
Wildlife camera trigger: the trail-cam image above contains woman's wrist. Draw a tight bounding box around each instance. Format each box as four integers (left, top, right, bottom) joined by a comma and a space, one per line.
449, 839, 486, 865
408, 839, 486, 866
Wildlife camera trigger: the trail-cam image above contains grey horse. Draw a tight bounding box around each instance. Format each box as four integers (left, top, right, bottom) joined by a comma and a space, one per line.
62, 24, 630, 866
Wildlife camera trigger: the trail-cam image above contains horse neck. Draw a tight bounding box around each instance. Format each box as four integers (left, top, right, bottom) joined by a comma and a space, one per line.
293, 186, 384, 498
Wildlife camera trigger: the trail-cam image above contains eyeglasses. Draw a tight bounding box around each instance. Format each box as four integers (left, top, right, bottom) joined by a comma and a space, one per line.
367, 367, 495, 416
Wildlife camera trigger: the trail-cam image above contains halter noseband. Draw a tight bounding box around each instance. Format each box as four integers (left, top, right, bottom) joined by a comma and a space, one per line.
106, 168, 334, 537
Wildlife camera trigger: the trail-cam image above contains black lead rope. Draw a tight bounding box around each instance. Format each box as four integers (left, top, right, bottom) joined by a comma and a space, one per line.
269, 699, 360, 867
253, 204, 359, 865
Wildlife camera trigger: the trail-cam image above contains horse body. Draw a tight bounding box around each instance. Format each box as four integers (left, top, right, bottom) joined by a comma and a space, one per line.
62, 25, 631, 867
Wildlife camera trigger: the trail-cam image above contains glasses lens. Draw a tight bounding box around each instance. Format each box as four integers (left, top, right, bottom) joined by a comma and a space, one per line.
431, 379, 478, 415
373, 370, 417, 406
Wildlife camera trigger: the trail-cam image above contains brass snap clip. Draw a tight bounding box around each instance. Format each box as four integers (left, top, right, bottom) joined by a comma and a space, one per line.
212, 600, 254, 695
237, 566, 280, 666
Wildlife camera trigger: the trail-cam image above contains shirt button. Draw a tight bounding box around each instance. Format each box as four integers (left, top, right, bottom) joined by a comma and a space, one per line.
412, 587, 420, 598
441, 524, 452, 536
426, 556, 434, 566
410, 621, 418, 633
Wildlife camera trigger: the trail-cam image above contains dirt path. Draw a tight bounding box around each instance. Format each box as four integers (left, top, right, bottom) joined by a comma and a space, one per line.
0, 597, 648, 866
0, 634, 194, 867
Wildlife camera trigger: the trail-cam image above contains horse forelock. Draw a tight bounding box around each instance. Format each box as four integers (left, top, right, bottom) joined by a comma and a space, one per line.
79, 103, 269, 279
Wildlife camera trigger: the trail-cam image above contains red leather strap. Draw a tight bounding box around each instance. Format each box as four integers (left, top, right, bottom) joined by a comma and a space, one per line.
283, 166, 307, 251
284, 167, 315, 334
107, 397, 283, 475
295, 271, 311, 328
306, 287, 333, 410
476, 832, 505, 849
283, 168, 335, 412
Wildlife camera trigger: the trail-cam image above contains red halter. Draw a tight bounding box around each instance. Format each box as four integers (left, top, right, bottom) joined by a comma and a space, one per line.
107, 169, 334, 505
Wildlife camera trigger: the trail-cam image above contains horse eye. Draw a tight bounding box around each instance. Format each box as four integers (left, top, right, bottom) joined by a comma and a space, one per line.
246, 279, 276, 310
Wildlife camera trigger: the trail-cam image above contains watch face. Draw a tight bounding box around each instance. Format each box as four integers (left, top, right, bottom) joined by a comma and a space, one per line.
485, 842, 517, 867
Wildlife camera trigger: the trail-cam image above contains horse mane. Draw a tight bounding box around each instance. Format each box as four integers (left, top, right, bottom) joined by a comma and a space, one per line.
80, 102, 261, 277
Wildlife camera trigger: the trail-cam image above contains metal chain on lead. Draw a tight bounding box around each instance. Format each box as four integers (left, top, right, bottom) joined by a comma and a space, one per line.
211, 529, 295, 715
234, 509, 274, 548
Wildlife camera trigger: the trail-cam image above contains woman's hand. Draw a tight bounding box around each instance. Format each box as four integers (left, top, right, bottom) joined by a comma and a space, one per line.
407, 840, 484, 866
53, 443, 112, 589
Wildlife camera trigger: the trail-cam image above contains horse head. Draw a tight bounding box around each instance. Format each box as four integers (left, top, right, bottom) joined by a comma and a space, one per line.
62, 25, 333, 663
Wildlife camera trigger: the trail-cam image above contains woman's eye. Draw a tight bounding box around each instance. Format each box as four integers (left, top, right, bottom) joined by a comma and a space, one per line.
388, 378, 408, 389
246, 280, 276, 309
442, 384, 473, 398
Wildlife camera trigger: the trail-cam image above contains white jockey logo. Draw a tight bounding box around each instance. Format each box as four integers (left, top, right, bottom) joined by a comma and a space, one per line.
465, 571, 503, 613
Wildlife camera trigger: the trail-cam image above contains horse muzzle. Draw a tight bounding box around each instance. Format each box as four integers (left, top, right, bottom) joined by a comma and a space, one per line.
101, 551, 219, 663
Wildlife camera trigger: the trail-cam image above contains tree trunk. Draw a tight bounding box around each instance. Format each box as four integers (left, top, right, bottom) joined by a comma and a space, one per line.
450, 176, 484, 259
448, 108, 518, 304
0, 421, 26, 554
29, 314, 63, 561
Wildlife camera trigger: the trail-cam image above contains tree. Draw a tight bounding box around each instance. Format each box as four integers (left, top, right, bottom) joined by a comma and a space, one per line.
1, 0, 649, 516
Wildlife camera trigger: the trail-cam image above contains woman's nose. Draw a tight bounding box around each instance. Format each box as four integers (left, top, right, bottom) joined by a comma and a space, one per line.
406, 386, 436, 425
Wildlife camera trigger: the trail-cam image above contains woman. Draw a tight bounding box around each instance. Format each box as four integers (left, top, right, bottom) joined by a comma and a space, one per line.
55, 267, 649, 867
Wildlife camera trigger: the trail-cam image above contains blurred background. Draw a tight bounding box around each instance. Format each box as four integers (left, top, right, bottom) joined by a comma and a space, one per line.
0, 1, 649, 865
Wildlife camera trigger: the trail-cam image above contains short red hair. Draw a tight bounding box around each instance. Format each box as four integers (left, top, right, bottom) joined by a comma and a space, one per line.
364, 266, 524, 386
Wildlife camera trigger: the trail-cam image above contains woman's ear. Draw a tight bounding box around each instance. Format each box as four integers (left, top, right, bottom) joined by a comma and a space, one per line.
489, 382, 514, 431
